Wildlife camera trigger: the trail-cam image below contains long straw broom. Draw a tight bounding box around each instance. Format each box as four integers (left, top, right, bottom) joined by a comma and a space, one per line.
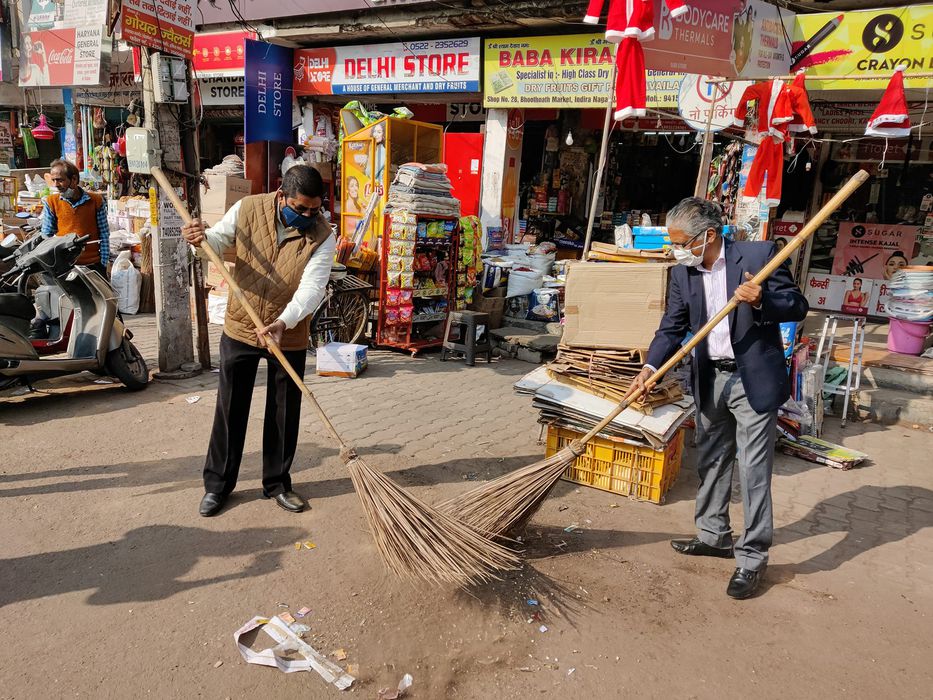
440, 169, 871, 537
150, 168, 520, 585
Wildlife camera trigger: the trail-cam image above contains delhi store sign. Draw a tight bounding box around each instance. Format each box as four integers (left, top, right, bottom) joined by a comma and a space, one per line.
294, 38, 481, 96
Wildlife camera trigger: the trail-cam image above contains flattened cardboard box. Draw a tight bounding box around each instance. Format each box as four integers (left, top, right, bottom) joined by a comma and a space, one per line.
562, 262, 673, 350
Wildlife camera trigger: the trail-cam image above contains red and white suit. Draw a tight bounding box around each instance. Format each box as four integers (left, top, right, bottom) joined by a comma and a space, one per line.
733, 80, 795, 207
584, 0, 690, 43
786, 72, 818, 135
584, 0, 690, 122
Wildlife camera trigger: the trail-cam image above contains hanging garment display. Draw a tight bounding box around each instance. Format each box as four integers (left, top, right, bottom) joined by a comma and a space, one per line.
613, 38, 647, 121
865, 65, 911, 138
732, 79, 793, 138
744, 136, 785, 207
785, 71, 818, 135
584, 0, 689, 42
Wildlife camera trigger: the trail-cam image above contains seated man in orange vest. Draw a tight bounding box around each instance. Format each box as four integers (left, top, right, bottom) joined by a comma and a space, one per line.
42, 159, 110, 275
30, 159, 110, 338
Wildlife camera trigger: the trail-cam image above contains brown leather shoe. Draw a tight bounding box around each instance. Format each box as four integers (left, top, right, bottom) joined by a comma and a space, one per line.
671, 537, 734, 558
269, 491, 305, 513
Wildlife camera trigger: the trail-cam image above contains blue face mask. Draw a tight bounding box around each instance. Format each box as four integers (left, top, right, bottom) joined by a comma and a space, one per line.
280, 204, 316, 230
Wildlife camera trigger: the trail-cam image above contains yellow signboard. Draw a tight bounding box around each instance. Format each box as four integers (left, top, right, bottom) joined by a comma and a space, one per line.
793, 6, 933, 90
483, 35, 683, 109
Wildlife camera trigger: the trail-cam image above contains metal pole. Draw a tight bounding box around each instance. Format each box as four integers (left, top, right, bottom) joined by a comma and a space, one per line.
582, 47, 618, 259
694, 80, 722, 198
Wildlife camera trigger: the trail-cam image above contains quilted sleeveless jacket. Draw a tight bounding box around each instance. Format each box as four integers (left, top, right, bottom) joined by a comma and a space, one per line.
224, 194, 331, 351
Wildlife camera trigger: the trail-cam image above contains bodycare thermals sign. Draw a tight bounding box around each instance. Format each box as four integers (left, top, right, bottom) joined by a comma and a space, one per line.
293, 38, 481, 95
244, 40, 295, 144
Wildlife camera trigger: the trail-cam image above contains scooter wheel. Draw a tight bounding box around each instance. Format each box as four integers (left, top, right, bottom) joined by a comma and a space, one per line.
106, 339, 149, 391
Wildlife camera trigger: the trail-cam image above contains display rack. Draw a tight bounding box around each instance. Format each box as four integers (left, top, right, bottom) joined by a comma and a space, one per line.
376, 211, 459, 356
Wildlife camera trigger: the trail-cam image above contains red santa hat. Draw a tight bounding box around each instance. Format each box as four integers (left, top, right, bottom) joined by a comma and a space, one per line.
865, 65, 911, 138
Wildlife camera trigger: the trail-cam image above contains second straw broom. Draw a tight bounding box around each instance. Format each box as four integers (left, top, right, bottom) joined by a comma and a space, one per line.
440, 169, 871, 537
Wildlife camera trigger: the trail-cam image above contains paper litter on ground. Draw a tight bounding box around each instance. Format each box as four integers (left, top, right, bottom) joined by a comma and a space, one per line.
233, 615, 354, 690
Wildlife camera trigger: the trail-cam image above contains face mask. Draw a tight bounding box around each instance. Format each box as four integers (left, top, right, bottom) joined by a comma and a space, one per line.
62, 187, 79, 202
672, 233, 709, 267
280, 204, 316, 230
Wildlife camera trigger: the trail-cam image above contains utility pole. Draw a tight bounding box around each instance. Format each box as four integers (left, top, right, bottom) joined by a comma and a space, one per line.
140, 48, 198, 377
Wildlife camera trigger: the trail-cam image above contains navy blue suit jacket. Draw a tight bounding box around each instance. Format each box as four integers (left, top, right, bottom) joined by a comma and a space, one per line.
645, 239, 809, 414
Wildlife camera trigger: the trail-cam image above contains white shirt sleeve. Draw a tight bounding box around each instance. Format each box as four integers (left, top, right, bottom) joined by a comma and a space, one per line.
276, 234, 337, 329
195, 200, 240, 258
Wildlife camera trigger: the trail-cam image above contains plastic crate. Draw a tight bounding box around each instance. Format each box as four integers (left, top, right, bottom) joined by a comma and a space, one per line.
546, 425, 685, 504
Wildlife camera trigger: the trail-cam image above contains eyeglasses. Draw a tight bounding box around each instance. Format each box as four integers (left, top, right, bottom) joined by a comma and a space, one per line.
669, 230, 706, 251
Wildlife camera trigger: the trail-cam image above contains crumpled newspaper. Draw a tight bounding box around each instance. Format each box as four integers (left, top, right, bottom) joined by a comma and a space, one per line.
233, 615, 354, 690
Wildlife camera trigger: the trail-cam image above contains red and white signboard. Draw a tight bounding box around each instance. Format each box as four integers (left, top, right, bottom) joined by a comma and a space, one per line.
805, 272, 890, 316
19, 27, 107, 86
193, 31, 255, 77
294, 38, 481, 96
120, 0, 196, 59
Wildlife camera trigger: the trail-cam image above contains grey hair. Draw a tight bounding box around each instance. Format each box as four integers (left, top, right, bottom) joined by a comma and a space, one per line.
666, 197, 725, 237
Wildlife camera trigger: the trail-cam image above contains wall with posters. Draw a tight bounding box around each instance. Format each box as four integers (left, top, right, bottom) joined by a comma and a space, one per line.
294, 38, 481, 96
792, 6, 933, 90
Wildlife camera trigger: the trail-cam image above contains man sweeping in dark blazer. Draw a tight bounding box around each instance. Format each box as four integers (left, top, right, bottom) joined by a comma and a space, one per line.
632, 197, 808, 599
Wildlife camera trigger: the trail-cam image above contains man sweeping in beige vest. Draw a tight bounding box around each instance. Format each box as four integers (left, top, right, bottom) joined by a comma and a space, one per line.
181, 166, 336, 517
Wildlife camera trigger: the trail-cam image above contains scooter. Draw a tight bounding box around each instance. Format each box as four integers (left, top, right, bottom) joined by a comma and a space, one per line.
0, 233, 149, 394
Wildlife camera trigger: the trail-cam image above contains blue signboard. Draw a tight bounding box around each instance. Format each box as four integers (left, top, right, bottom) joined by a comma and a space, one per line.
245, 39, 294, 145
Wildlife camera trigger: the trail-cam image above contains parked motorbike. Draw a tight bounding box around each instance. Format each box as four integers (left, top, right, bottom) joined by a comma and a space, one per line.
0, 233, 149, 393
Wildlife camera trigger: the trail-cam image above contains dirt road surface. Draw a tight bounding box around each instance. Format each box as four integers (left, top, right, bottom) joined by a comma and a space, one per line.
2, 316, 931, 699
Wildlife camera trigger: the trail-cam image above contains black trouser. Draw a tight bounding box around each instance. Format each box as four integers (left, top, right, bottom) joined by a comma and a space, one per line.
203, 333, 307, 497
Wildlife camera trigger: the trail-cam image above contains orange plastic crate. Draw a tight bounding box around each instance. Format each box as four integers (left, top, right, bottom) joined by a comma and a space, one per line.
546, 425, 685, 504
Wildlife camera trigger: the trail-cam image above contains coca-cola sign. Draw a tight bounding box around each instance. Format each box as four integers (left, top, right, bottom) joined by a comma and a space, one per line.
18, 27, 106, 87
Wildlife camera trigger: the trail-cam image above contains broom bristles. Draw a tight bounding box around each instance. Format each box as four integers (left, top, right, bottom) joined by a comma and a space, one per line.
346, 456, 521, 586
437, 444, 581, 537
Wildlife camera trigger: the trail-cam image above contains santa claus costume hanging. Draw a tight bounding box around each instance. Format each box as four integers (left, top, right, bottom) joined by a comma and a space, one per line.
583, 0, 690, 120
733, 73, 818, 207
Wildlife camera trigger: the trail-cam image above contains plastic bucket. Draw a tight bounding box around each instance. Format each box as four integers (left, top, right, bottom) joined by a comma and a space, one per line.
887, 318, 932, 355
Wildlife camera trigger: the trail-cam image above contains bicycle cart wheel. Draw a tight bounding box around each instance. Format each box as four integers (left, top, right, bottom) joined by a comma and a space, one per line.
308, 291, 370, 350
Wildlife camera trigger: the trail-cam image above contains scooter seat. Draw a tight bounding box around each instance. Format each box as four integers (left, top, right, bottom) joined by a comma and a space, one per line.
0, 293, 35, 320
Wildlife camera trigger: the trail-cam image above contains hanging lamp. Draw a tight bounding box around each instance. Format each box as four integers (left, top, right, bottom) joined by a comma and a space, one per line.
31, 114, 55, 140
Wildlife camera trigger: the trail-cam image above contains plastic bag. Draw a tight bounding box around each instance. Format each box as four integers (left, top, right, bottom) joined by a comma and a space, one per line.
614, 223, 634, 249
208, 293, 227, 325
110, 250, 140, 314
507, 267, 544, 298
526, 288, 560, 321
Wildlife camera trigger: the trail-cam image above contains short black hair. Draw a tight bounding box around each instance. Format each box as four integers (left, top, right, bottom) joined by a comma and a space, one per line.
50, 159, 80, 181
281, 165, 323, 199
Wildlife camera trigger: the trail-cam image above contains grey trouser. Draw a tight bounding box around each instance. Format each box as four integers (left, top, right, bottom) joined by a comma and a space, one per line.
695, 367, 777, 571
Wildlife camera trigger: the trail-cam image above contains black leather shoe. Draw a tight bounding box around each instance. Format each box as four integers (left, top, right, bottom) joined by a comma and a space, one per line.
727, 567, 765, 599
199, 492, 226, 517
671, 537, 734, 558
268, 491, 305, 513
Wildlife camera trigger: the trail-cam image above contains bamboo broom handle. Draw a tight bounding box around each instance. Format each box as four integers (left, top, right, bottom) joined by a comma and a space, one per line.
577, 168, 870, 445
150, 167, 350, 450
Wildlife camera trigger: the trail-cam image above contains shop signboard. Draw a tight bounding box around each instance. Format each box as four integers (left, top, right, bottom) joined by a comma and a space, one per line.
678, 74, 751, 132
120, 0, 196, 59
199, 77, 245, 106
244, 40, 294, 144
804, 272, 878, 316
193, 31, 254, 78
76, 71, 139, 107
831, 223, 919, 281
484, 34, 684, 109
731, 0, 795, 78
18, 26, 108, 86
792, 7, 933, 90
647, 0, 743, 76
294, 38, 481, 96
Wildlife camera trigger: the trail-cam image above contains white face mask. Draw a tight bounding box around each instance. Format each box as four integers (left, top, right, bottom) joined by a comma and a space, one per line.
672, 233, 709, 267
